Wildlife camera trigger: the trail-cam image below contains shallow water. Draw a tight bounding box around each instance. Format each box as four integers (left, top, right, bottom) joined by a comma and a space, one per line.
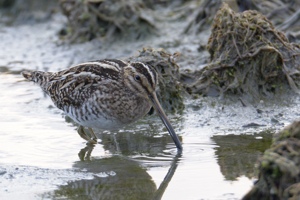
0, 71, 278, 199
1, 6, 300, 200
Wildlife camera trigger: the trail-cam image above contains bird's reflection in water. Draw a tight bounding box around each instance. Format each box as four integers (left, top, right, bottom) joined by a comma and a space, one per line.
65, 114, 183, 157
80, 129, 179, 159
50, 156, 156, 200
47, 130, 181, 200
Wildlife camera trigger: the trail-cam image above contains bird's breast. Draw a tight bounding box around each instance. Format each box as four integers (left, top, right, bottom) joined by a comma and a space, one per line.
64, 88, 152, 130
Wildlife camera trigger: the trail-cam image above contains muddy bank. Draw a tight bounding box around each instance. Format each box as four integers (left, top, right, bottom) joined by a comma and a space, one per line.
56, 0, 300, 107
0, 0, 58, 25
3, 0, 300, 107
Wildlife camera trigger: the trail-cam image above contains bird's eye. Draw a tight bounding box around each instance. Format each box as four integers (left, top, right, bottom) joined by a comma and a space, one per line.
134, 75, 141, 81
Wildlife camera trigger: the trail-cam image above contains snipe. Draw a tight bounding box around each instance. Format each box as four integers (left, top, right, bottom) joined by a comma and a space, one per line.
22, 59, 182, 151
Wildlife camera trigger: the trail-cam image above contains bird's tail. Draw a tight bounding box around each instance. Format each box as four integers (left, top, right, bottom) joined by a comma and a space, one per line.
21, 70, 52, 90
21, 70, 34, 81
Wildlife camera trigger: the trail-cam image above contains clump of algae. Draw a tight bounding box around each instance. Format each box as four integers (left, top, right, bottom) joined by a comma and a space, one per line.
186, 3, 300, 102
243, 121, 300, 200
59, 0, 156, 42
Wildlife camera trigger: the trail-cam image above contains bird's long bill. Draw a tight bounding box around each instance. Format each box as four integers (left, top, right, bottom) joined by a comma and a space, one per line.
149, 92, 183, 151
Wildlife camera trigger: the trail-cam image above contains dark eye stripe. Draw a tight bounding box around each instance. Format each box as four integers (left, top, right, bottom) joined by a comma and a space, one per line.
131, 62, 156, 88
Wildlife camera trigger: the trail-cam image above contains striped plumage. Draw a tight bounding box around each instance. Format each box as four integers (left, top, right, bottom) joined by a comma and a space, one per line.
22, 59, 182, 151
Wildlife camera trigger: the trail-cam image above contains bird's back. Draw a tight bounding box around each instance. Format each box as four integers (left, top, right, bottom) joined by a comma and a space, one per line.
22, 60, 125, 109
22, 59, 151, 129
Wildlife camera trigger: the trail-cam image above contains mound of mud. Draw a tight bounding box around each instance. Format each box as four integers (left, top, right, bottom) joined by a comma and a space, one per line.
240, 0, 300, 32
186, 3, 300, 102
59, 0, 156, 42
243, 121, 300, 200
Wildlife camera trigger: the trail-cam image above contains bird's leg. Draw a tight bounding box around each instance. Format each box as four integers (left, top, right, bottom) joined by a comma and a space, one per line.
77, 125, 89, 141
77, 125, 97, 144
88, 128, 98, 143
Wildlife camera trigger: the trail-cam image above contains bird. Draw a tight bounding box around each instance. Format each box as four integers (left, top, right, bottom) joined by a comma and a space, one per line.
21, 59, 183, 151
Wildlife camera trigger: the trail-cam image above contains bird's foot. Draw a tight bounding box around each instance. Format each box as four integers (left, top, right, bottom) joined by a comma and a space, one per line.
87, 137, 98, 145
78, 142, 95, 161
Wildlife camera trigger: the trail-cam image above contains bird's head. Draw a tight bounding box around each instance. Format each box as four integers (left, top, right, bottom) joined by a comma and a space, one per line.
124, 62, 158, 99
124, 62, 182, 151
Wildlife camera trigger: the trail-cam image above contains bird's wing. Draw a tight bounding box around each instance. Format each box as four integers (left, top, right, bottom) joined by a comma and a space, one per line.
45, 61, 122, 110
